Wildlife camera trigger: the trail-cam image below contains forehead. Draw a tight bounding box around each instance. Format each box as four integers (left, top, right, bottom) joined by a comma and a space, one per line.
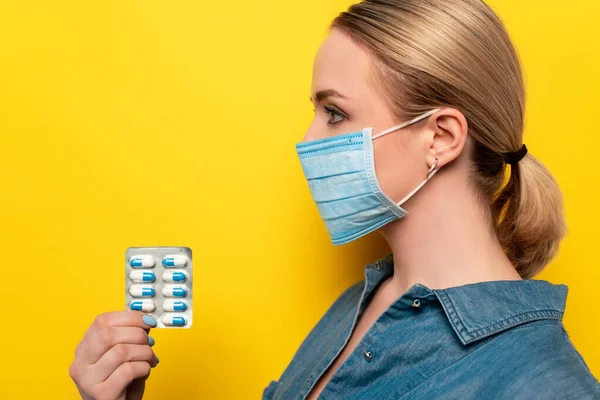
312, 29, 374, 98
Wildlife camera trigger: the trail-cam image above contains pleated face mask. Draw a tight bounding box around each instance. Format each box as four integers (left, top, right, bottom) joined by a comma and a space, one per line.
296, 108, 441, 245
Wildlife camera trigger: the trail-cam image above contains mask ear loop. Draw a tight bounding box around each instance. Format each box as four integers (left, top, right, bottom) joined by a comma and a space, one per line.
396, 158, 439, 207
372, 109, 441, 140
427, 158, 438, 179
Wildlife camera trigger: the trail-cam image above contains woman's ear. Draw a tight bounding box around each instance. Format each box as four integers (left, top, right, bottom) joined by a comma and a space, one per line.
424, 108, 468, 169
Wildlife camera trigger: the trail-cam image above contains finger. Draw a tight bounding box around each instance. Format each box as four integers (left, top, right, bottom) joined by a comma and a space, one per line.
76, 311, 156, 360
80, 327, 152, 364
96, 362, 152, 400
92, 344, 157, 383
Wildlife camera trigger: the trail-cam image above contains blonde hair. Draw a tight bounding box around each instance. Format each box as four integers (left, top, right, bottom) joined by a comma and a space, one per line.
331, 0, 567, 279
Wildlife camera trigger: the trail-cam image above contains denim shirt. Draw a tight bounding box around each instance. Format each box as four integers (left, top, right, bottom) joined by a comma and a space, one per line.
263, 254, 600, 400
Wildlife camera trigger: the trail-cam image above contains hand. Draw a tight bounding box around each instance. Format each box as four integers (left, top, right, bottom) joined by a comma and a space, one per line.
69, 311, 159, 400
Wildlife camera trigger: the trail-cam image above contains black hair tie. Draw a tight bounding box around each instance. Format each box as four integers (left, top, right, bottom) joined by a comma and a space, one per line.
503, 144, 528, 165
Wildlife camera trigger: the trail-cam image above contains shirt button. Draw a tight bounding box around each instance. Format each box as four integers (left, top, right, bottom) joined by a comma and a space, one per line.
412, 298, 421, 308
363, 351, 373, 362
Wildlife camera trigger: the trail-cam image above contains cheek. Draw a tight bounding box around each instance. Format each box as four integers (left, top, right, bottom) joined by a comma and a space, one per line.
373, 138, 425, 202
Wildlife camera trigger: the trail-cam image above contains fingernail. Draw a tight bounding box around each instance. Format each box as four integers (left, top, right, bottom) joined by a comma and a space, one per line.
148, 336, 155, 346
142, 315, 157, 327
155, 355, 160, 365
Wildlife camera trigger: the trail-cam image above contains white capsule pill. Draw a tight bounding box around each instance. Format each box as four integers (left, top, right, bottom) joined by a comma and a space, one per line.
162, 315, 187, 326
162, 300, 188, 312
129, 271, 156, 283
129, 255, 155, 268
129, 285, 156, 298
162, 285, 187, 297
161, 270, 188, 283
130, 300, 156, 312
162, 255, 188, 267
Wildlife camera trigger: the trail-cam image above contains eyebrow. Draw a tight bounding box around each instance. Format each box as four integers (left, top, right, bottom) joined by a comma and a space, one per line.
309, 89, 348, 104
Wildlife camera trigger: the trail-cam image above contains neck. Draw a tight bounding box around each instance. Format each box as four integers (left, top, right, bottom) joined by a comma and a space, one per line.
378, 169, 522, 299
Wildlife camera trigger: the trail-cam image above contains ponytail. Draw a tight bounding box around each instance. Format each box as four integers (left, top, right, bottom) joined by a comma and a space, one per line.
492, 155, 567, 278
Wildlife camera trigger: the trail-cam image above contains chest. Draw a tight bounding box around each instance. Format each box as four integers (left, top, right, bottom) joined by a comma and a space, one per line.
272, 297, 468, 400
305, 297, 391, 400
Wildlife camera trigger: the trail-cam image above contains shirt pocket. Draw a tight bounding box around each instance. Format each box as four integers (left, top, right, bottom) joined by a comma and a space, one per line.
262, 380, 282, 400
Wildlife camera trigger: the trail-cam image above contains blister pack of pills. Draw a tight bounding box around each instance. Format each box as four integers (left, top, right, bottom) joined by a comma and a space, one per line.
125, 247, 193, 328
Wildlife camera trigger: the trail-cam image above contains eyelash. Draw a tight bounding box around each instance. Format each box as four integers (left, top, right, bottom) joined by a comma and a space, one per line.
313, 106, 346, 126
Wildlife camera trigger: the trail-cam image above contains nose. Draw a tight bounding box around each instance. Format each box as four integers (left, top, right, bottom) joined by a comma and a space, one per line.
302, 125, 321, 143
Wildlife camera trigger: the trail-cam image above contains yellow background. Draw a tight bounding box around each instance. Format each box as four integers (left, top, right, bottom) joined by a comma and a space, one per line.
0, 0, 597, 398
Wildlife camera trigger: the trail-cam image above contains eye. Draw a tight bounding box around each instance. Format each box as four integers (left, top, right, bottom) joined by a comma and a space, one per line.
323, 106, 345, 125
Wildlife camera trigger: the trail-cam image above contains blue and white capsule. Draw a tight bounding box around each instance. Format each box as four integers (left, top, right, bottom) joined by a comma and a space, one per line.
129, 300, 156, 312
161, 270, 188, 283
161, 315, 187, 326
129, 271, 156, 283
162, 285, 187, 297
162, 300, 188, 312
162, 255, 188, 267
129, 285, 156, 298
129, 255, 155, 268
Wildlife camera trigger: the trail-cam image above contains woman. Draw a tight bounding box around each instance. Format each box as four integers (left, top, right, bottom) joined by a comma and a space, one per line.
70, 0, 600, 399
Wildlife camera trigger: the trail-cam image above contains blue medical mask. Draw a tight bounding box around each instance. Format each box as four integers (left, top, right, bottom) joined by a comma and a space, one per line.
296, 109, 441, 245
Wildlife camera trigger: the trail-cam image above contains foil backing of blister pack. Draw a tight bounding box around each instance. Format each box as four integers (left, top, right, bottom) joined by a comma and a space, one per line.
125, 246, 193, 328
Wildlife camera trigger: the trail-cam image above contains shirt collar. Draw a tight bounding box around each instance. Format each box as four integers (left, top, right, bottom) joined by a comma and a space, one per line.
363, 254, 568, 345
